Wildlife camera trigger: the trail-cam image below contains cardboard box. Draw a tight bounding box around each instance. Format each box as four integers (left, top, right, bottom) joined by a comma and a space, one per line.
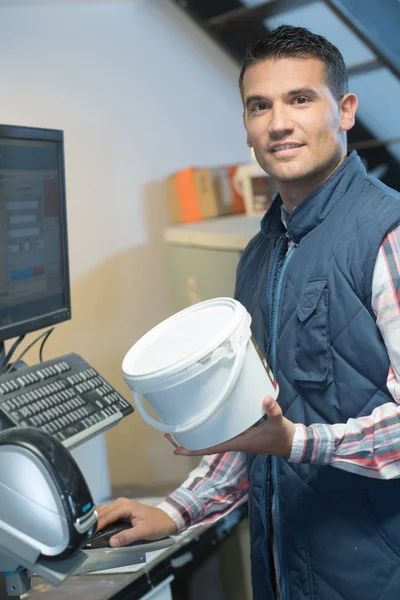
233, 163, 277, 215
165, 166, 245, 225
246, 175, 276, 214
211, 166, 245, 216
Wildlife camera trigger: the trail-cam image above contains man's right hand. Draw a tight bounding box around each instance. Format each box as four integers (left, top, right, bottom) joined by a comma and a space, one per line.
95, 498, 178, 548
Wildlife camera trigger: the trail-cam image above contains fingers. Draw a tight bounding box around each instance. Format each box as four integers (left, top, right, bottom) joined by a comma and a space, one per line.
169, 396, 281, 457
164, 433, 179, 448
110, 508, 177, 546
95, 498, 136, 531
263, 396, 282, 419
174, 443, 227, 456
109, 524, 145, 548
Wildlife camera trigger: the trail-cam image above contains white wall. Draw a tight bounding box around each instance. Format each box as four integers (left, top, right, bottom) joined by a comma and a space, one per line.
0, 0, 249, 490
0, 0, 248, 276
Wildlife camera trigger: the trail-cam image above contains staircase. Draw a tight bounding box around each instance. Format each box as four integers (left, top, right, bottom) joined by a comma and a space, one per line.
172, 0, 400, 189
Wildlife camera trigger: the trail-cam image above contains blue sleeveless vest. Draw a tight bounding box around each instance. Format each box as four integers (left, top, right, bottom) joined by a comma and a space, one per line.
235, 152, 400, 600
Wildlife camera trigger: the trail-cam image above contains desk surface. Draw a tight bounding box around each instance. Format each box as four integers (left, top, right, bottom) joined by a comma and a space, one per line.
25, 502, 247, 600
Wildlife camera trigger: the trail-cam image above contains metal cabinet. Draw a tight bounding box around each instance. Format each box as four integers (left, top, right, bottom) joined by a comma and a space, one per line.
164, 214, 260, 310
163, 214, 261, 600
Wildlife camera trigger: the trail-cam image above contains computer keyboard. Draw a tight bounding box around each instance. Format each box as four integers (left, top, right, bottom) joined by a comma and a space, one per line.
0, 353, 133, 449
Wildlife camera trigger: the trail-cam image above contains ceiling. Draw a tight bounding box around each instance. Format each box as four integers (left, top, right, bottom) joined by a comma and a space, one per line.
172, 0, 400, 190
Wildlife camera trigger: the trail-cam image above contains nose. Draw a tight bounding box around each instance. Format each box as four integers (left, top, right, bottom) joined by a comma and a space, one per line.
269, 103, 293, 138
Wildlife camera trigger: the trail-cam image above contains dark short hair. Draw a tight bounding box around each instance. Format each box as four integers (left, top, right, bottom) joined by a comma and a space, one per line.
239, 25, 348, 101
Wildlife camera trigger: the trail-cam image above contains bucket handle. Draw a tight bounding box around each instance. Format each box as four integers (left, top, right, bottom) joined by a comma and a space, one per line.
132, 339, 247, 435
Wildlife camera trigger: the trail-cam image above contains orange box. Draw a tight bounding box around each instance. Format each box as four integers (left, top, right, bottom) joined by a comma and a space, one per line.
166, 165, 245, 224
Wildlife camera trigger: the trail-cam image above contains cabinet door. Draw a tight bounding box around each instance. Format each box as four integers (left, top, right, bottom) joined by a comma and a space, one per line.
166, 245, 242, 311
166, 244, 253, 600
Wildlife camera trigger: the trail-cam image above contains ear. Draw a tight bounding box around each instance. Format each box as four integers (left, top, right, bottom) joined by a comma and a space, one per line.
340, 92, 358, 132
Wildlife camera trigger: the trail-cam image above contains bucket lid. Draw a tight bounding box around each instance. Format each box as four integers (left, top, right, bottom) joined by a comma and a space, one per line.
122, 297, 250, 379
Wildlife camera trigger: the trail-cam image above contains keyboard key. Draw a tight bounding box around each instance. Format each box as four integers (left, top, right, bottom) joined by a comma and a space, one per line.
62, 422, 86, 437
0, 353, 133, 446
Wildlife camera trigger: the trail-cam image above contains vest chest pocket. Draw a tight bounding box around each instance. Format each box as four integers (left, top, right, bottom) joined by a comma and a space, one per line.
294, 279, 331, 387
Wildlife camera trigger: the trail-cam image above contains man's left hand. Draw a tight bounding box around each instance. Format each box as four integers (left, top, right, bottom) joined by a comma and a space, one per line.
166, 396, 296, 458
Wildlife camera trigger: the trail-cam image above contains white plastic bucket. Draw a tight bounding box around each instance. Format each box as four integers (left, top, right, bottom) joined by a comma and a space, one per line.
122, 298, 278, 450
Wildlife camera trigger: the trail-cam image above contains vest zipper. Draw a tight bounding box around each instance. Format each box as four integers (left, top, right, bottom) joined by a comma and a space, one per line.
260, 453, 272, 590
264, 237, 296, 600
266, 237, 286, 363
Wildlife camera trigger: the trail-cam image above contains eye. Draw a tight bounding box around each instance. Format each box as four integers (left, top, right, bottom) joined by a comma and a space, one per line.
251, 102, 268, 113
293, 96, 310, 105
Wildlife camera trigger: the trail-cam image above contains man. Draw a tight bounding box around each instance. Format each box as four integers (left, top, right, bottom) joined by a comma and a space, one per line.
97, 25, 400, 600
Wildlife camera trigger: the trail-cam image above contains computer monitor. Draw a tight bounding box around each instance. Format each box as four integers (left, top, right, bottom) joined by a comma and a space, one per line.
0, 125, 71, 344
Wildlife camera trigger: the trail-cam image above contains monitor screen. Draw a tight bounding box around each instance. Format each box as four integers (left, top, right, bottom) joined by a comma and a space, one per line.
0, 125, 71, 342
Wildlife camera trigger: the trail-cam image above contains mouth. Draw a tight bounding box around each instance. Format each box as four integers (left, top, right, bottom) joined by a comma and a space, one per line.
270, 143, 305, 155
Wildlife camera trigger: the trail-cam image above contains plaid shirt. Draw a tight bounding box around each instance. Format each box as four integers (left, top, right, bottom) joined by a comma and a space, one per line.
159, 226, 400, 532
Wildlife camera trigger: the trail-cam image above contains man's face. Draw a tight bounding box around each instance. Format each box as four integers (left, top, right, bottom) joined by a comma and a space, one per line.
242, 57, 347, 184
